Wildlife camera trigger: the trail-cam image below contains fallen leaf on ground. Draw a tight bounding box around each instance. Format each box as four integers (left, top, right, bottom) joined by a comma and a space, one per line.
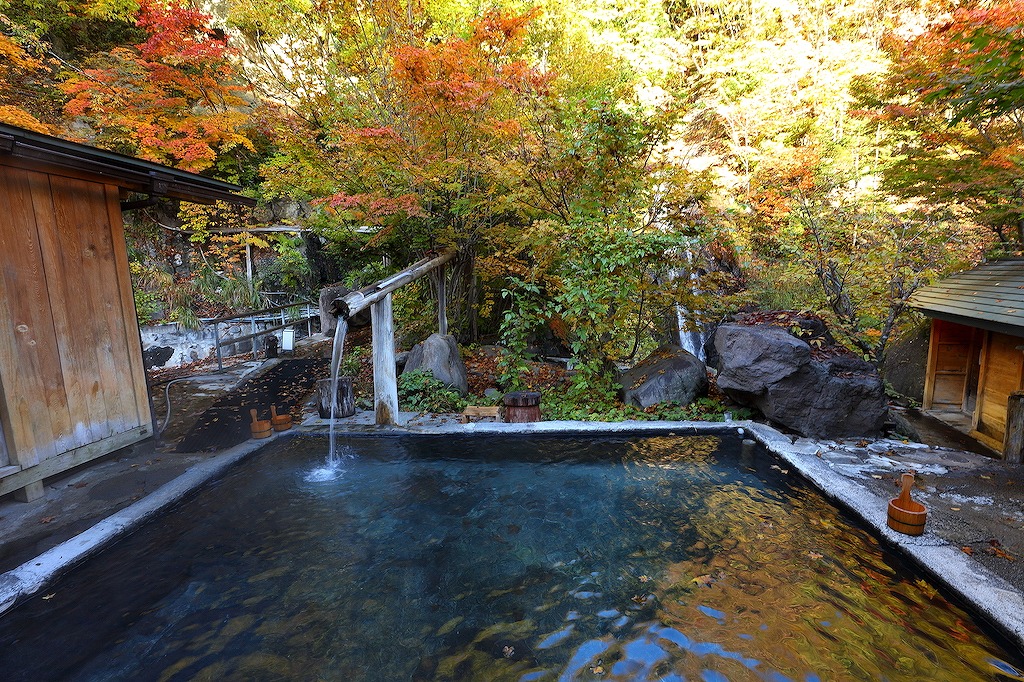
39, 516, 55, 524
950, 507, 961, 511
41, 593, 55, 601
961, 546, 974, 555
807, 551, 823, 560
988, 547, 1016, 561
691, 575, 715, 587
980, 475, 992, 480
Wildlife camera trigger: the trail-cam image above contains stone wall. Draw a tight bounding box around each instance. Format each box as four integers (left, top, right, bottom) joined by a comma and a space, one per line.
139, 320, 297, 369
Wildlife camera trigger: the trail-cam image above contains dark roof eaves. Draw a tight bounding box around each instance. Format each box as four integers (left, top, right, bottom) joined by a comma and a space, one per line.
0, 123, 255, 206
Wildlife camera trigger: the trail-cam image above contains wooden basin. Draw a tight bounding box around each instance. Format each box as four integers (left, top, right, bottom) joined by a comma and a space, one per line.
250, 408, 272, 439
887, 472, 927, 536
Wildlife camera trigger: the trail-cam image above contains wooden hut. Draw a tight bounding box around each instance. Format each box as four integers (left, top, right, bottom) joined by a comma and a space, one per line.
0, 123, 253, 501
911, 259, 1024, 455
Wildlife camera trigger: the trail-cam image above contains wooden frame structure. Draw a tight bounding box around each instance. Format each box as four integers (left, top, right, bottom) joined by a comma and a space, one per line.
331, 250, 456, 425
0, 123, 253, 501
913, 260, 1024, 457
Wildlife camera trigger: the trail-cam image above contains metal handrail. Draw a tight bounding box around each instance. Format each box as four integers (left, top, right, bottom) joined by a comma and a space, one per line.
210, 299, 318, 369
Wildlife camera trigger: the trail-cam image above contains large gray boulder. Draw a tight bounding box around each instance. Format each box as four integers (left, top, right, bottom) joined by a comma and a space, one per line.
403, 333, 469, 395
619, 345, 709, 408
319, 285, 371, 336
715, 323, 887, 438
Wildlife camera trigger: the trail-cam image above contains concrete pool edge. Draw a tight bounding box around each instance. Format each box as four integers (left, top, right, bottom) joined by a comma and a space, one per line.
2, 418, 1022, 654
0, 438, 270, 617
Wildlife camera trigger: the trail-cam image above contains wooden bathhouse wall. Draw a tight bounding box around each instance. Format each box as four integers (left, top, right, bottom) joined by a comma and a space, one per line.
922, 317, 1024, 454
971, 330, 1024, 451
0, 164, 151, 500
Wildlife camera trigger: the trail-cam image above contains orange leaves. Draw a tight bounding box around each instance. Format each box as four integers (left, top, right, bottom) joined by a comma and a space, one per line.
320, 193, 424, 222
59, 0, 253, 172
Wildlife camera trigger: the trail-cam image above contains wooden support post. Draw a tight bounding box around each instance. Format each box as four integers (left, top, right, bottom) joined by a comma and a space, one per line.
437, 265, 448, 337
371, 293, 398, 425
13, 480, 44, 503
1004, 391, 1024, 464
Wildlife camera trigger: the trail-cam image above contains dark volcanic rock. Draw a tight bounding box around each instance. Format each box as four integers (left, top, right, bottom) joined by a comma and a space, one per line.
142, 345, 174, 369
403, 333, 469, 395
619, 345, 709, 409
714, 323, 887, 438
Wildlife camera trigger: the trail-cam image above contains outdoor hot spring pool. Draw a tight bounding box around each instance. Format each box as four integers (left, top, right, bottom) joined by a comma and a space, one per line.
0, 433, 1022, 681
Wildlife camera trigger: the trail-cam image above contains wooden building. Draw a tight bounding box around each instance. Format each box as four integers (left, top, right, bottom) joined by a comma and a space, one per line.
0, 123, 253, 501
911, 259, 1024, 455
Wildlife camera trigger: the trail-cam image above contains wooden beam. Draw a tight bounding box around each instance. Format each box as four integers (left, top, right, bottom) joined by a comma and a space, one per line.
371, 293, 398, 426
334, 250, 456, 321
0, 425, 150, 498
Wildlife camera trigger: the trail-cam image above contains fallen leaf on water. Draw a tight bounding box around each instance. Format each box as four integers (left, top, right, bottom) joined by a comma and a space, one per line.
590, 660, 605, 675
638, 575, 651, 583
980, 475, 992, 480
502, 645, 514, 658
691, 575, 715, 588
39, 516, 55, 524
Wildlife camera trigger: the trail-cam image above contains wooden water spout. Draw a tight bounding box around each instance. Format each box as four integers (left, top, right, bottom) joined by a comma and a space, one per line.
887, 472, 927, 536
329, 250, 456, 425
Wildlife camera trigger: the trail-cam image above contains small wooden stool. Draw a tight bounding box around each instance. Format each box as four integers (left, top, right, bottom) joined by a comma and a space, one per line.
460, 405, 500, 423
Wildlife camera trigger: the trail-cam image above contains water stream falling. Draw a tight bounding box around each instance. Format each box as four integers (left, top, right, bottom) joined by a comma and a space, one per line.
306, 318, 350, 482
327, 317, 349, 464
671, 250, 707, 361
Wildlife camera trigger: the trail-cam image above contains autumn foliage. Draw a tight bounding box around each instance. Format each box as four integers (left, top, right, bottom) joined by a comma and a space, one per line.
61, 0, 253, 172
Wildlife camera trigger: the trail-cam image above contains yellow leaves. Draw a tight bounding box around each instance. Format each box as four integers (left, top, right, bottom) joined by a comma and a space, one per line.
0, 105, 50, 134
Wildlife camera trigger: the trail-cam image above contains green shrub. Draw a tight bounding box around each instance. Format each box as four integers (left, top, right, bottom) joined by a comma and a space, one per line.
398, 369, 468, 413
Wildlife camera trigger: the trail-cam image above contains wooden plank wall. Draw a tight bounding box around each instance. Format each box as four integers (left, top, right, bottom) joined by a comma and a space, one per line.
973, 331, 1024, 448
0, 165, 151, 495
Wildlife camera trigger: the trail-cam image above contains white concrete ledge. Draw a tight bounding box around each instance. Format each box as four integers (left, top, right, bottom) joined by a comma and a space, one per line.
0, 437, 273, 617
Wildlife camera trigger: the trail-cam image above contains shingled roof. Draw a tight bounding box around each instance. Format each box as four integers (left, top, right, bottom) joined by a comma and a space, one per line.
910, 259, 1024, 336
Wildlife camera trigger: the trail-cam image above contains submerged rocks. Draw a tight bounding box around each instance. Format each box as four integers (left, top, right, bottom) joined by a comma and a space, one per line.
619, 345, 709, 409
403, 333, 469, 395
714, 323, 886, 438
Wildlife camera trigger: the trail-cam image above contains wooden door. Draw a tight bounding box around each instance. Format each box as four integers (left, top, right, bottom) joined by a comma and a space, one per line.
0, 165, 151, 495
973, 331, 1024, 447
923, 319, 976, 410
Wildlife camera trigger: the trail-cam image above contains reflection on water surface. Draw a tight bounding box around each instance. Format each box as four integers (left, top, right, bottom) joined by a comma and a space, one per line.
0, 434, 1020, 681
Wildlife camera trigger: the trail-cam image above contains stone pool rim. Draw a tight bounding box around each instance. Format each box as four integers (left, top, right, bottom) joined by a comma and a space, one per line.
1, 418, 1023, 655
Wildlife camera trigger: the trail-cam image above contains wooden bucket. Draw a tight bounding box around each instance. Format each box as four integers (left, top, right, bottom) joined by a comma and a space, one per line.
316, 377, 356, 419
503, 391, 541, 423
249, 408, 272, 439
887, 473, 927, 536
271, 405, 292, 432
